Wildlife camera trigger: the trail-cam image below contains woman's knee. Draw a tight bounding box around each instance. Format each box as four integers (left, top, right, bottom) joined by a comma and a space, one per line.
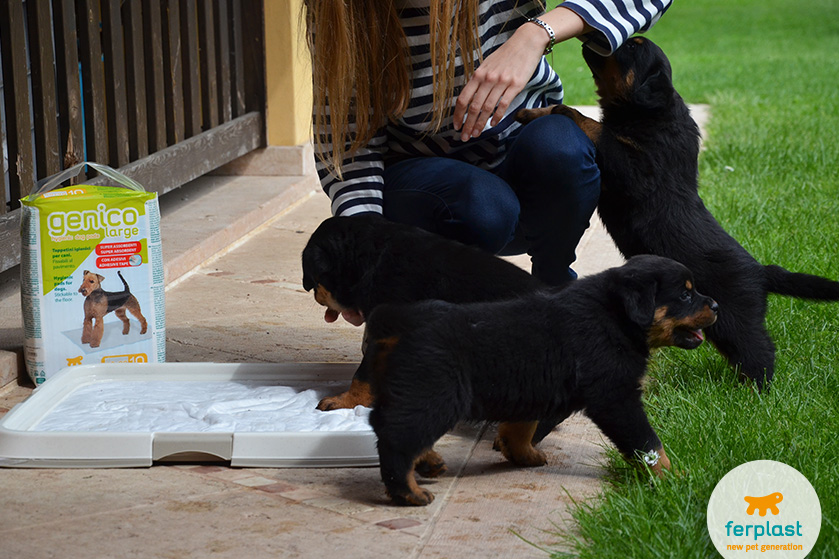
514, 114, 595, 157
383, 158, 519, 253
451, 175, 520, 253
503, 114, 600, 215
506, 114, 599, 186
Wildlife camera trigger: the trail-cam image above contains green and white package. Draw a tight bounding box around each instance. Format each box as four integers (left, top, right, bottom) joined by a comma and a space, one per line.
20, 164, 165, 384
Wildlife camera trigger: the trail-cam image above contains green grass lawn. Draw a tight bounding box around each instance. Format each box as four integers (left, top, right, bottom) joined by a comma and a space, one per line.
545, 0, 839, 556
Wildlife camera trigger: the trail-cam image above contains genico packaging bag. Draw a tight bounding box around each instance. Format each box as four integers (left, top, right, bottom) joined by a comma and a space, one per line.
20, 162, 165, 384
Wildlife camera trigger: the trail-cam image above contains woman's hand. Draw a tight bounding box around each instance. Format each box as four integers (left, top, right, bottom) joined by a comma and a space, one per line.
452, 24, 546, 141
453, 7, 590, 142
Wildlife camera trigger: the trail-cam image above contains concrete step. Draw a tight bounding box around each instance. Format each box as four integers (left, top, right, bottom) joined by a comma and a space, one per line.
158, 173, 318, 286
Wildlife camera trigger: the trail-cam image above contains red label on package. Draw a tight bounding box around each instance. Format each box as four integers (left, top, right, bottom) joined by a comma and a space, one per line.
96, 255, 131, 268
95, 241, 142, 256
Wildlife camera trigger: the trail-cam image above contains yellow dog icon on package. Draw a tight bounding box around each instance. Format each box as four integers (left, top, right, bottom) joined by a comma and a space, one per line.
20, 162, 165, 384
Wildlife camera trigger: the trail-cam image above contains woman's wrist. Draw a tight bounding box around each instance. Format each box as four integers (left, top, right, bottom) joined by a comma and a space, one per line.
525, 17, 556, 54
517, 17, 555, 54
520, 6, 591, 54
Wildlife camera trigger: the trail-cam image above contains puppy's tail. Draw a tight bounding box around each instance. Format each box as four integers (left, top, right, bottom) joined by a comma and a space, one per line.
765, 265, 839, 300
117, 270, 131, 292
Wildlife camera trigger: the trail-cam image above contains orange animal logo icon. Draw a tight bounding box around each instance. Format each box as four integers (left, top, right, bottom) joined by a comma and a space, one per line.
744, 492, 783, 516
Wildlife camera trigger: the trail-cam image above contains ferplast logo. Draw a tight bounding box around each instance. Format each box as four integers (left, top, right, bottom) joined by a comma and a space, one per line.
707, 461, 821, 557
724, 492, 804, 542
47, 203, 141, 240
745, 492, 783, 517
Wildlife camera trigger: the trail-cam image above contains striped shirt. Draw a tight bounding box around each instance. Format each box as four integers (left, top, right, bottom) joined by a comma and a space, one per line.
315, 0, 673, 217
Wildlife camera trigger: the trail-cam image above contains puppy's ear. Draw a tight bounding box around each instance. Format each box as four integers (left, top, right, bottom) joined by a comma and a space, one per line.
302, 246, 320, 291
302, 273, 316, 292
632, 64, 674, 110
621, 278, 657, 328
302, 246, 330, 291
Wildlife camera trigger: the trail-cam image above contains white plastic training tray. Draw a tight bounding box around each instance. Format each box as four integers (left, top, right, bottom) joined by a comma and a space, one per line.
0, 362, 378, 468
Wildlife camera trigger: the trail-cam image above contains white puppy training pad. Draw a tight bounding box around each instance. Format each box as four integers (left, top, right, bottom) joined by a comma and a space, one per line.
0, 363, 377, 468
62, 319, 151, 354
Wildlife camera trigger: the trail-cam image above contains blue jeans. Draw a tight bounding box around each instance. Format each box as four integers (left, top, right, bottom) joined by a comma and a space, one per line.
382, 114, 600, 286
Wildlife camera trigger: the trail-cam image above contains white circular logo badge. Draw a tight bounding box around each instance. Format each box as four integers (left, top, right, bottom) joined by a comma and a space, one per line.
707, 460, 821, 558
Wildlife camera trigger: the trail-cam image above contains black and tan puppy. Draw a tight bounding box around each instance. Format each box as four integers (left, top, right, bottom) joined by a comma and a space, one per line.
302, 215, 543, 410
517, 37, 839, 390
366, 255, 718, 506
78, 270, 147, 348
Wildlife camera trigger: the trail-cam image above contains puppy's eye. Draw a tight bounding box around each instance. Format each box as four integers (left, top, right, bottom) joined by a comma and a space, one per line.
680, 290, 692, 302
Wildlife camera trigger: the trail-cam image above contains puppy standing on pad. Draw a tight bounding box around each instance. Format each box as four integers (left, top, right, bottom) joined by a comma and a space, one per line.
302, 215, 543, 411
517, 37, 839, 390
366, 255, 718, 506
78, 270, 147, 348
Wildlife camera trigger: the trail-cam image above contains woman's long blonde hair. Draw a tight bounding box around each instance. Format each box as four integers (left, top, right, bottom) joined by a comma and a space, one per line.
303, 0, 483, 178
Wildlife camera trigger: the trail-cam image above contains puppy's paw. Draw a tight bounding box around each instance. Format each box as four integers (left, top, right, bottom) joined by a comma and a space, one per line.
317, 390, 370, 411
555, 104, 580, 116
388, 487, 435, 507
515, 106, 558, 124
497, 438, 547, 468
317, 380, 374, 411
511, 447, 548, 468
316, 395, 347, 411
415, 450, 448, 478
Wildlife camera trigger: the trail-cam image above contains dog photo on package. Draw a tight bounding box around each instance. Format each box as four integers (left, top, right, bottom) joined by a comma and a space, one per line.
20, 166, 165, 384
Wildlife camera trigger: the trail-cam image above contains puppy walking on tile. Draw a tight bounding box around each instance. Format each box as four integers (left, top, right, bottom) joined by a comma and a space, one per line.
78, 270, 147, 348
365, 256, 718, 506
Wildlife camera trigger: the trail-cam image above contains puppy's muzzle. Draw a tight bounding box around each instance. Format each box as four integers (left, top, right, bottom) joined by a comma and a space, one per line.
649, 297, 719, 350
672, 298, 719, 349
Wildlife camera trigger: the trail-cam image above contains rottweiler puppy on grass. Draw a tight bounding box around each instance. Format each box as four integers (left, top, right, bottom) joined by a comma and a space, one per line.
517, 37, 839, 390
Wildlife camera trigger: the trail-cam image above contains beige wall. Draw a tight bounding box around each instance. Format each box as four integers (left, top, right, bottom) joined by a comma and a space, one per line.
264, 0, 312, 147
